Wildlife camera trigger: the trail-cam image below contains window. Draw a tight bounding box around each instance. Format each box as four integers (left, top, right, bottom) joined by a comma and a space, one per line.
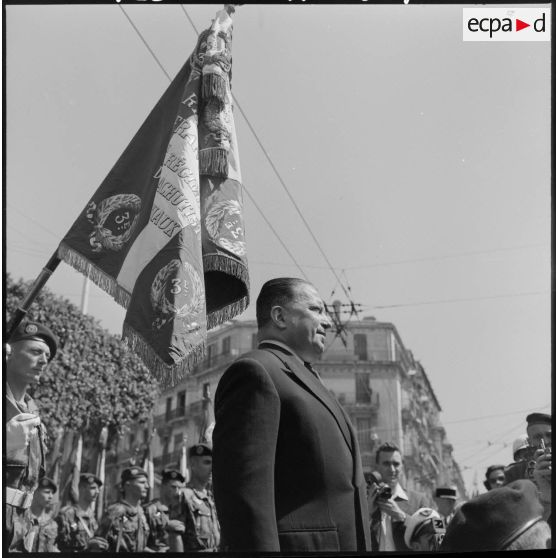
222, 336, 231, 355
177, 390, 186, 416
174, 433, 183, 451
165, 397, 172, 421
354, 333, 368, 361
207, 343, 217, 366
162, 436, 170, 456
356, 417, 371, 449
355, 372, 372, 404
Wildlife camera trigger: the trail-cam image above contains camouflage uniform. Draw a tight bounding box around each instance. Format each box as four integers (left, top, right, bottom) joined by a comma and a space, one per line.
25, 512, 59, 553
56, 504, 98, 552
95, 500, 150, 552
182, 484, 220, 551
5, 394, 48, 552
143, 499, 170, 551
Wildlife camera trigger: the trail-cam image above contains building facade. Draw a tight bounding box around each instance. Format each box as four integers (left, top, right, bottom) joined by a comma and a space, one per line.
108, 317, 467, 503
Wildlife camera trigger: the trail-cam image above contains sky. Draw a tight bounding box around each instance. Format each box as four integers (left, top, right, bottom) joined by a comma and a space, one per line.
5, 3, 552, 495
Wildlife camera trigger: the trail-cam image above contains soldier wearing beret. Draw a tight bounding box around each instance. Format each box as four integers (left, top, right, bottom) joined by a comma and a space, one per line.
442, 480, 551, 551
25, 477, 59, 553
5, 320, 58, 552
56, 473, 107, 552
143, 469, 186, 552
181, 443, 220, 551
94, 467, 151, 552
433, 486, 459, 526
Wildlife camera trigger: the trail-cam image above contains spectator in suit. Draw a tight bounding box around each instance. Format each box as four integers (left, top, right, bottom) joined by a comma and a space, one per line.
213, 277, 371, 552
368, 442, 429, 551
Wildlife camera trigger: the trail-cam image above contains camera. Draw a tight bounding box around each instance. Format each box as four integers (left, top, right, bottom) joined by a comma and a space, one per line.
369, 471, 392, 500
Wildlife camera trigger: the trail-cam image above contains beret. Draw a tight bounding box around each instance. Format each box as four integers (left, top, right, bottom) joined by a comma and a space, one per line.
435, 487, 457, 499
9, 321, 58, 359
404, 508, 441, 548
38, 476, 57, 493
485, 464, 506, 479
526, 412, 551, 426
162, 469, 185, 483
442, 480, 544, 551
121, 467, 148, 483
80, 473, 103, 487
188, 443, 212, 458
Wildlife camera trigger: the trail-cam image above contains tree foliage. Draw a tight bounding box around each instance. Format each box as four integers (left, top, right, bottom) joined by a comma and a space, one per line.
6, 274, 160, 447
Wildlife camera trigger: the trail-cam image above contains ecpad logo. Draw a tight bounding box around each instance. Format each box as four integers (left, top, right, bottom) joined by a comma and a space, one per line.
463, 8, 550, 41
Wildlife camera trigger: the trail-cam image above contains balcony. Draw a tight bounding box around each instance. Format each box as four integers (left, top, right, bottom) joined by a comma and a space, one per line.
154, 407, 188, 429
341, 392, 380, 414
153, 449, 183, 469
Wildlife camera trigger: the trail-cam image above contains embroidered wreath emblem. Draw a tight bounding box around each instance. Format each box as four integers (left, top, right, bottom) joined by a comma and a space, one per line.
86, 194, 141, 253
204, 200, 246, 257
150, 259, 204, 331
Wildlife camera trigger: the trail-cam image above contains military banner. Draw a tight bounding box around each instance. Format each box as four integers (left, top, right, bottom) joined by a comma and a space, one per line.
58, 7, 248, 387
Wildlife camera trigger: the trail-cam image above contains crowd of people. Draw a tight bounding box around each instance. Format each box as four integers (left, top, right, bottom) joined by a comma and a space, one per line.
5, 278, 553, 552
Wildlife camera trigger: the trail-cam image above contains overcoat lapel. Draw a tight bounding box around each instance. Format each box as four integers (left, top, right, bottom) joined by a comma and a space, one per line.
260, 345, 353, 454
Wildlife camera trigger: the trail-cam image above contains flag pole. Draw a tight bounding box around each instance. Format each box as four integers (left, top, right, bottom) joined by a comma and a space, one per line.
6, 250, 61, 337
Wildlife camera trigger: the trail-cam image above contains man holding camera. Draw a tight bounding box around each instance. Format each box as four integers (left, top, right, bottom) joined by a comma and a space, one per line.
504, 412, 552, 522
368, 442, 429, 551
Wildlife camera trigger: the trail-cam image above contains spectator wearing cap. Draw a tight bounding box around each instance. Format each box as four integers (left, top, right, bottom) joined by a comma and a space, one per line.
5, 320, 58, 552
512, 436, 530, 462
434, 486, 459, 526
503, 412, 552, 522
94, 467, 151, 552
442, 480, 551, 551
368, 442, 429, 551
143, 469, 186, 552
56, 473, 107, 552
484, 464, 506, 491
25, 477, 59, 553
404, 507, 446, 551
526, 413, 553, 523
181, 443, 220, 551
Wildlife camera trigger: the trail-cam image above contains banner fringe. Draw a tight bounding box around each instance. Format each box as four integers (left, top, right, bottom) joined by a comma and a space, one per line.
202, 73, 228, 107
203, 254, 250, 286
122, 323, 206, 389
207, 296, 249, 331
200, 148, 228, 177
58, 243, 131, 309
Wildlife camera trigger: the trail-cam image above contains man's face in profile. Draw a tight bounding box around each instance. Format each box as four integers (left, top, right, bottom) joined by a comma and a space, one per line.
280, 284, 331, 363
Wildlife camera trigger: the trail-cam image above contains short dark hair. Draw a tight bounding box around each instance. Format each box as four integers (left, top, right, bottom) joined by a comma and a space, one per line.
256, 278, 312, 329
375, 442, 401, 463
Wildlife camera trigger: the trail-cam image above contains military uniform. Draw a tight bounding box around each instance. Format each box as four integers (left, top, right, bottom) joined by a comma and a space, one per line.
26, 512, 59, 553
55, 473, 102, 552
143, 499, 171, 551
96, 500, 150, 552
182, 484, 220, 551
5, 321, 57, 552
23, 477, 59, 553
95, 467, 150, 552
56, 504, 99, 552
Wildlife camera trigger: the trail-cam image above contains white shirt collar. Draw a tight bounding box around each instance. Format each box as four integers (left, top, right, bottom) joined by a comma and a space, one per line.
392, 482, 409, 501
